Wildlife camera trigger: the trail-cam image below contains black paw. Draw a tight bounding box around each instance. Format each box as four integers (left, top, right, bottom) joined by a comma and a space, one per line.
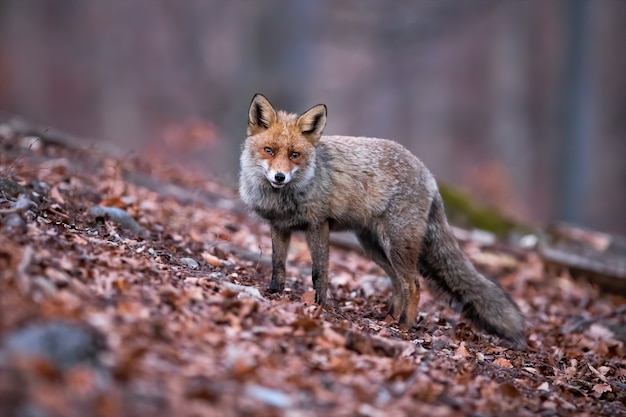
268, 282, 284, 294
314, 290, 327, 306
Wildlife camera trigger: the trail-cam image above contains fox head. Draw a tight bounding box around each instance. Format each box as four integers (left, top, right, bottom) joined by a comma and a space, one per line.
244, 94, 327, 189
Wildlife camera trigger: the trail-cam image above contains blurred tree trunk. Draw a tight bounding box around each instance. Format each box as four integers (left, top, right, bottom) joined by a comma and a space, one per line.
557, 0, 592, 225
246, 0, 318, 109
3, 2, 47, 121
489, 0, 530, 217
92, 2, 142, 146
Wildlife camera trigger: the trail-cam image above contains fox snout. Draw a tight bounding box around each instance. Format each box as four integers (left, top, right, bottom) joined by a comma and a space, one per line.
265, 167, 293, 188
274, 172, 286, 183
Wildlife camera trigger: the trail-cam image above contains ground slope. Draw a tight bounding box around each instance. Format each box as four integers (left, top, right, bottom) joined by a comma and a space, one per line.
0, 130, 624, 417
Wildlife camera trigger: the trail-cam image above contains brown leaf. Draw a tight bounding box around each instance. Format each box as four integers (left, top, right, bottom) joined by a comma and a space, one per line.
317, 326, 346, 349
49, 186, 65, 204
454, 342, 470, 358
291, 316, 320, 333
185, 376, 219, 402
301, 290, 316, 305
591, 383, 611, 397
202, 252, 222, 266
500, 382, 520, 398
327, 355, 355, 374
493, 357, 513, 368
100, 196, 125, 208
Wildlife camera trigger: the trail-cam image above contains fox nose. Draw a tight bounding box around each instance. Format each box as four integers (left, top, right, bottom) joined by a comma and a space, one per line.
274, 172, 286, 183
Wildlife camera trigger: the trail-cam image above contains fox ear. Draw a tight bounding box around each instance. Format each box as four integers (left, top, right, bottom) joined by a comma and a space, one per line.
297, 104, 327, 142
248, 94, 277, 135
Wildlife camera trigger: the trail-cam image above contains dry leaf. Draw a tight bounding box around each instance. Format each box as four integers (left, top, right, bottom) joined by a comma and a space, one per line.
537, 382, 550, 391
49, 186, 65, 204
301, 290, 316, 305
454, 342, 470, 358
202, 252, 222, 266
493, 357, 513, 368
591, 383, 611, 397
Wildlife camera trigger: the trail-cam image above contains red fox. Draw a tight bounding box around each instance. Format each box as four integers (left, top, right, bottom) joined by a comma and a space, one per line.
239, 94, 525, 345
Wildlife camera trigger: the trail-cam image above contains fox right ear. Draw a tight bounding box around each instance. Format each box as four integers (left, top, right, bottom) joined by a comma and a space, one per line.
248, 94, 277, 135
297, 104, 327, 142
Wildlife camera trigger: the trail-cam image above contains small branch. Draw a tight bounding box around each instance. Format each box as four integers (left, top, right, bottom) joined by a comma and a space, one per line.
562, 305, 626, 334
0, 194, 36, 214
16, 244, 34, 293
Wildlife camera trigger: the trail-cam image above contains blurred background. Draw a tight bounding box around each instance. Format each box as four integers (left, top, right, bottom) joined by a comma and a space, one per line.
0, 0, 623, 233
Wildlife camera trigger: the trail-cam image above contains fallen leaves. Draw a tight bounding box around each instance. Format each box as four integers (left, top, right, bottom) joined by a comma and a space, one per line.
0, 131, 625, 416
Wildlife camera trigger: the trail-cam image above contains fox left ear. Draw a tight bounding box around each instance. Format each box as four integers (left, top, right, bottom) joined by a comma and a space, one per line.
248, 94, 277, 135
297, 104, 327, 142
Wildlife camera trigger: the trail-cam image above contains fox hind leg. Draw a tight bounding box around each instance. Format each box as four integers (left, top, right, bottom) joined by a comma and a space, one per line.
376, 232, 422, 328
380, 219, 425, 329
383, 198, 431, 328
389, 252, 421, 329
356, 230, 406, 321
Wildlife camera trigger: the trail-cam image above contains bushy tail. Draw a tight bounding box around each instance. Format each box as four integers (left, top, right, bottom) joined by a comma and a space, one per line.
418, 193, 525, 345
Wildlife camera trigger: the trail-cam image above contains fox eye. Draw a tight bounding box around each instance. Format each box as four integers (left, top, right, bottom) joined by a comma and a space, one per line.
289, 151, 300, 160
264, 147, 274, 156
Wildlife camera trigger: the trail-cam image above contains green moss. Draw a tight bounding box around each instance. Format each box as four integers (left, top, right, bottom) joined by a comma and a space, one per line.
438, 183, 530, 237
0, 177, 28, 198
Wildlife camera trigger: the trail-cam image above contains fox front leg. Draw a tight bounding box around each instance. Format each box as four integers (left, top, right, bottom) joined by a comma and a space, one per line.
305, 221, 330, 305
270, 227, 291, 293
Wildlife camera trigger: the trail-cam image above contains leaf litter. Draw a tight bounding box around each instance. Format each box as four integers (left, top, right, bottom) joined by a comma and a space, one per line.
0, 129, 624, 417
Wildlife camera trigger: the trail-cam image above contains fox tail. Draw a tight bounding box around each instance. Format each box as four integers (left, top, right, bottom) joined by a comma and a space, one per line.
418, 193, 526, 346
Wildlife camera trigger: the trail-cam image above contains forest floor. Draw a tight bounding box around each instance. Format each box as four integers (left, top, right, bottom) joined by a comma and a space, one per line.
0, 128, 625, 417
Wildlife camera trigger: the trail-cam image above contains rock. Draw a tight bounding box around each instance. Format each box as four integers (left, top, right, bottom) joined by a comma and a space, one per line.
2, 321, 106, 370
0, 178, 28, 199
180, 257, 199, 269
90, 206, 141, 233
222, 282, 264, 300
0, 123, 16, 140
2, 213, 27, 232
244, 385, 293, 408
0, 178, 45, 205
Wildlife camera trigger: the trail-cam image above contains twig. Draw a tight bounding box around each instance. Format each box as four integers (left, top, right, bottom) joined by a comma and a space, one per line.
0, 194, 36, 214
47, 206, 69, 219
562, 305, 626, 334
16, 244, 34, 293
